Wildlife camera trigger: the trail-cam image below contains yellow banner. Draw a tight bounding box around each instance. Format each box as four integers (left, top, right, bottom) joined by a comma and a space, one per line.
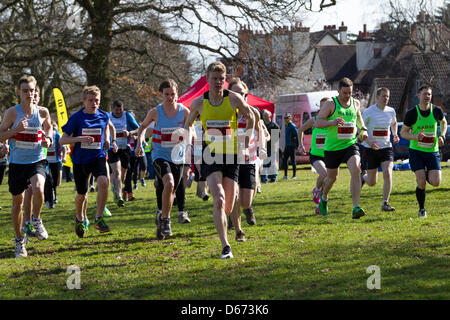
53, 87, 73, 168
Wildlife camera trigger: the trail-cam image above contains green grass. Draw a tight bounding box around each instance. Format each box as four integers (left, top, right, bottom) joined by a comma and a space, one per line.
0, 163, 449, 300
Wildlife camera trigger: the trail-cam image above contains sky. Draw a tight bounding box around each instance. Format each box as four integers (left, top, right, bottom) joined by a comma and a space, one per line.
303, 0, 447, 34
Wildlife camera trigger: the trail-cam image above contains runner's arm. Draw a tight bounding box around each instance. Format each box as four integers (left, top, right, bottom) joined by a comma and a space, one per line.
315, 100, 343, 128
298, 118, 315, 152
400, 124, 421, 141
438, 117, 447, 147
0, 107, 24, 142
135, 108, 157, 156
355, 101, 368, 141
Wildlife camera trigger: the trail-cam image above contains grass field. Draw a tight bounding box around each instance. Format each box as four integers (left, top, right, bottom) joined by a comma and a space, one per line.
0, 163, 448, 300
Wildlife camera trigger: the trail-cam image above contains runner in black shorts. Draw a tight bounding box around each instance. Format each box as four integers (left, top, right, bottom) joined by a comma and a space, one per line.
400, 84, 447, 218
185, 62, 255, 259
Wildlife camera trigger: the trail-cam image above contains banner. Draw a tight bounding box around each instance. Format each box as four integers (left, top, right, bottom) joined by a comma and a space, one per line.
53, 87, 73, 168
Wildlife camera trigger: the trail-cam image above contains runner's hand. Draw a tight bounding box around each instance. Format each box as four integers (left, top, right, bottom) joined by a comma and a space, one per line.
15, 117, 28, 132
438, 136, 445, 147
334, 117, 345, 127
78, 136, 94, 144
359, 130, 368, 142
41, 136, 51, 148
135, 145, 143, 157
112, 141, 118, 153
393, 135, 400, 144
416, 129, 425, 141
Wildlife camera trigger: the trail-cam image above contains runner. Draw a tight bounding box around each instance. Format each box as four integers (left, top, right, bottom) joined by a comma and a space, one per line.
298, 97, 330, 215
192, 117, 210, 201
45, 120, 65, 208
60, 85, 117, 237
0, 75, 52, 258
108, 100, 139, 206
361, 88, 399, 211
184, 62, 255, 259
228, 78, 264, 241
400, 84, 447, 218
135, 79, 190, 240
315, 77, 368, 219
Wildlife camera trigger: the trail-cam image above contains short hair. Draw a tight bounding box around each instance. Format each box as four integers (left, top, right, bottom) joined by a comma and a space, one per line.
285, 113, 292, 119
112, 100, 124, 108
159, 79, 178, 93
18, 75, 37, 89
82, 85, 101, 99
228, 77, 243, 90
338, 77, 353, 89
320, 97, 330, 103
263, 109, 272, 117
418, 84, 432, 94
376, 87, 390, 96
206, 61, 226, 76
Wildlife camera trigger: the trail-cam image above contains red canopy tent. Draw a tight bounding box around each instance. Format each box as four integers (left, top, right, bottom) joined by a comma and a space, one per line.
178, 76, 275, 116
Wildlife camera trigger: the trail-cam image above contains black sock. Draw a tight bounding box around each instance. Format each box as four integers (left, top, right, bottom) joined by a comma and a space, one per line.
416, 187, 426, 210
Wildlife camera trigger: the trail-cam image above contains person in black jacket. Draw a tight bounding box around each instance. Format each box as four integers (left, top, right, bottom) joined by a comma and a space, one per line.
282, 113, 299, 179
261, 110, 280, 183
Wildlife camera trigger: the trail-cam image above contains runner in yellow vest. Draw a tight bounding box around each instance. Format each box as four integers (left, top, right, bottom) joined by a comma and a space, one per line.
315, 78, 368, 219
400, 84, 447, 218
184, 62, 255, 259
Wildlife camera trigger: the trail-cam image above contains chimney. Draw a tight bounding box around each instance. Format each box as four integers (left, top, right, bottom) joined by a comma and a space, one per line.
338, 21, 348, 44
357, 24, 371, 40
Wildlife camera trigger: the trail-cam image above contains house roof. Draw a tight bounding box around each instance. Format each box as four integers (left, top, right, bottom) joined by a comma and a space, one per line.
373, 77, 407, 111
413, 53, 450, 82
315, 45, 357, 81
310, 30, 342, 45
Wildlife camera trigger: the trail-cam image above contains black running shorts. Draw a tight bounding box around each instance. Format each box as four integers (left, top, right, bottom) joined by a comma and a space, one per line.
364, 147, 394, 170
238, 164, 255, 190
73, 157, 108, 194
8, 159, 48, 196
324, 144, 360, 169
108, 148, 131, 169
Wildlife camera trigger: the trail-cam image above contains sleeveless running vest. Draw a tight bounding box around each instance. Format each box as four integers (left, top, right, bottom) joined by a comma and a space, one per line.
324, 97, 357, 151
410, 104, 438, 153
109, 111, 129, 149
9, 104, 46, 164
310, 116, 326, 157
47, 130, 61, 163
200, 90, 238, 155
152, 104, 185, 163
237, 113, 257, 164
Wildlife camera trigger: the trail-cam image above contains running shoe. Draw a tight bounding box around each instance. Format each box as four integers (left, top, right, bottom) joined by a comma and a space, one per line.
22, 222, 36, 238
178, 211, 191, 224
133, 183, 138, 190
84, 218, 90, 232
114, 194, 124, 208
243, 207, 256, 225
31, 217, 48, 240
123, 192, 129, 201
352, 206, 366, 219
45, 201, 54, 209
418, 208, 428, 218
140, 179, 146, 187
283, 176, 288, 180
313, 187, 320, 204
220, 245, 233, 259
15, 236, 28, 258
161, 218, 172, 236
75, 218, 86, 238
202, 193, 209, 201
128, 193, 135, 201
291, 176, 296, 180
95, 217, 110, 233
89, 185, 95, 192
315, 204, 321, 216
186, 173, 194, 188
361, 172, 366, 188
235, 231, 246, 242
155, 210, 164, 240
319, 196, 328, 216
381, 202, 395, 211
95, 204, 112, 217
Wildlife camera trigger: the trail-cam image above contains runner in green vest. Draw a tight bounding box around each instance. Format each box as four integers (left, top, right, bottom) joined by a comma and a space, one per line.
400, 84, 447, 218
315, 77, 369, 218
298, 97, 330, 215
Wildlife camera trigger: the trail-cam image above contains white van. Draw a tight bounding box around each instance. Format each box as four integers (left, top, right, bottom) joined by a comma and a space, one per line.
275, 90, 338, 164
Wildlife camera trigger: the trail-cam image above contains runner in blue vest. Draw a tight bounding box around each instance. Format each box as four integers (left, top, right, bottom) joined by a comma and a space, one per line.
135, 79, 190, 240
0, 75, 53, 258
60, 85, 117, 238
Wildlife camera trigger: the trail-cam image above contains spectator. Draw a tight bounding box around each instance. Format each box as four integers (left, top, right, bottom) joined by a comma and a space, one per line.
261, 110, 279, 183
282, 113, 299, 179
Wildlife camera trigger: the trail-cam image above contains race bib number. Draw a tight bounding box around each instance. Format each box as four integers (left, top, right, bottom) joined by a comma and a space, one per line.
418, 132, 435, 149
206, 120, 231, 143
160, 127, 184, 148
81, 128, 102, 149
372, 127, 389, 141
14, 127, 42, 150
315, 134, 326, 149
337, 122, 355, 140
116, 129, 128, 149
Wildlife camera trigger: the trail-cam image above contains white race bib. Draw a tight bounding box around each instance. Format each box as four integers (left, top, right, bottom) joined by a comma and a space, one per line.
418, 132, 435, 149
81, 128, 102, 150
14, 127, 42, 150
206, 120, 231, 143
337, 122, 355, 140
